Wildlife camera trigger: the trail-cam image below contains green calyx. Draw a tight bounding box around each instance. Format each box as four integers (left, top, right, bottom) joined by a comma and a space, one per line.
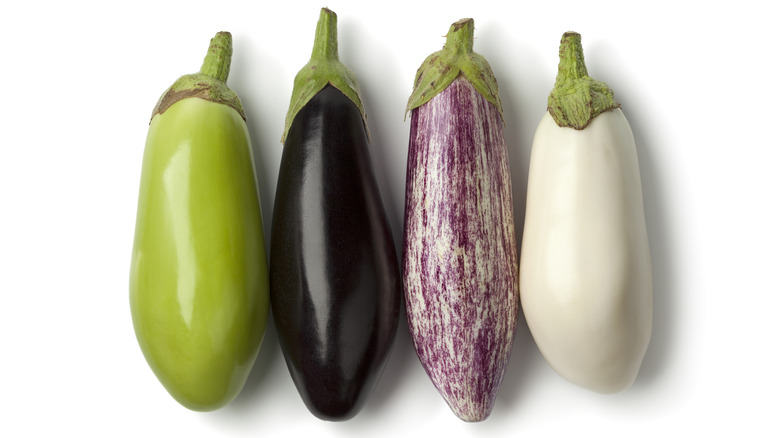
151, 31, 245, 122
547, 31, 619, 130
406, 18, 502, 121
282, 7, 366, 143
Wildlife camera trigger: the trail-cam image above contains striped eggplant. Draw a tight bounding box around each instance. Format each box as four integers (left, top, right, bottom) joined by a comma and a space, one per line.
519, 32, 652, 393
403, 19, 519, 422
270, 8, 401, 421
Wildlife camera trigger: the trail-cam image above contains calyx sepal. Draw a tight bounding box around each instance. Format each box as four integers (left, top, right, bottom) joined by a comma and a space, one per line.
406, 18, 503, 121
151, 31, 245, 122
282, 8, 367, 143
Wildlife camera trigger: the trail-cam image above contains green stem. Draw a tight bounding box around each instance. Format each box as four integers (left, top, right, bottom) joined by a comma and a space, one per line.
311, 8, 339, 61
200, 31, 232, 83
547, 31, 619, 130
554, 32, 588, 85
444, 19, 474, 54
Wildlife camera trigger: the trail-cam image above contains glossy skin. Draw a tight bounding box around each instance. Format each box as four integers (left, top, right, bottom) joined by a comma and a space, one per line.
520, 110, 652, 393
130, 97, 269, 411
271, 85, 401, 421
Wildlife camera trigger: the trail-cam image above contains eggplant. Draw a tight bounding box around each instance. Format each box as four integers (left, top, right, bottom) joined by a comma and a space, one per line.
519, 32, 652, 393
270, 8, 401, 421
402, 19, 519, 422
130, 32, 269, 411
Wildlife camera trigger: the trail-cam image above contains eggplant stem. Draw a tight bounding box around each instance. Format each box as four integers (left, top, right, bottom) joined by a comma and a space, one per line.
444, 18, 474, 54
311, 8, 339, 61
200, 32, 232, 83
405, 18, 502, 123
547, 31, 619, 130
281, 8, 367, 144
554, 32, 588, 85
151, 31, 244, 121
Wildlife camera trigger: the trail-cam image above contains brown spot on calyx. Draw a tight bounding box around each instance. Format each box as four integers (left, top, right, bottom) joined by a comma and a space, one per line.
451, 18, 471, 31
152, 86, 210, 120
150, 79, 246, 123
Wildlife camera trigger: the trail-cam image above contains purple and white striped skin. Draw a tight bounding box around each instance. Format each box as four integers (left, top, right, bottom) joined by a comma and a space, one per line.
403, 75, 519, 422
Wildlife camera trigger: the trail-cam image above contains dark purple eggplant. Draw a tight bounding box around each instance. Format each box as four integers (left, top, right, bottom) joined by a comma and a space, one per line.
402, 18, 519, 422
270, 8, 400, 421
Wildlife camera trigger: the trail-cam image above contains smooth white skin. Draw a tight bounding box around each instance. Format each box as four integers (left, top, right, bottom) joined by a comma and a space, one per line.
519, 109, 652, 394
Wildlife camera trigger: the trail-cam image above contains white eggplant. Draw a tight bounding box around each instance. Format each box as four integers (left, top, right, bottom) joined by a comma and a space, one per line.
519, 32, 652, 394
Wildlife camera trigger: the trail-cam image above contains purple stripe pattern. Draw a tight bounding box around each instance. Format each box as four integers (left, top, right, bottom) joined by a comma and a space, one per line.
402, 76, 519, 422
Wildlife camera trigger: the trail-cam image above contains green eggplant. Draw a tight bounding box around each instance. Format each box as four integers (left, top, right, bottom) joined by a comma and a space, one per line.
130, 32, 269, 411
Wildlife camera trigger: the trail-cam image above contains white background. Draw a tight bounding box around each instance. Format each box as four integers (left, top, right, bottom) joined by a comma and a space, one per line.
2, 0, 778, 436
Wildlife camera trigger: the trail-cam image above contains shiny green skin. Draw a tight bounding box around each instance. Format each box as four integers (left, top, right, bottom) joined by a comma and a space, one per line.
130, 97, 269, 411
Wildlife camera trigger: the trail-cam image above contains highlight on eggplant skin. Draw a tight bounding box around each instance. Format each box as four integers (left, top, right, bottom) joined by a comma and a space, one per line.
271, 85, 400, 421
270, 8, 401, 422
402, 18, 520, 423
130, 31, 270, 412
